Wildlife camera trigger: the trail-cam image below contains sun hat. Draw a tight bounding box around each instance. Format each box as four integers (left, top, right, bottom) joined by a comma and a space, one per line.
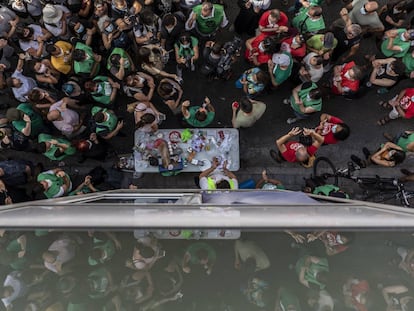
272, 53, 290, 66
42, 4, 63, 24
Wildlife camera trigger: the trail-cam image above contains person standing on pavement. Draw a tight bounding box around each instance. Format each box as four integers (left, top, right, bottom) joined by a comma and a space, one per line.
199, 157, 238, 190
231, 97, 266, 129
273, 127, 324, 166
181, 97, 215, 127
346, 0, 384, 36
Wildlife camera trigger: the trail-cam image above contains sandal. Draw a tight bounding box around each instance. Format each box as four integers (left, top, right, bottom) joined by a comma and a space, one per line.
378, 101, 391, 109
377, 116, 390, 126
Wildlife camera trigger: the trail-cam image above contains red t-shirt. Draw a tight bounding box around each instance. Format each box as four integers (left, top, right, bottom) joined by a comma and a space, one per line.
332, 61, 360, 95
244, 33, 272, 65
281, 141, 318, 162
258, 10, 288, 36
281, 36, 306, 60
399, 88, 414, 119
319, 116, 344, 145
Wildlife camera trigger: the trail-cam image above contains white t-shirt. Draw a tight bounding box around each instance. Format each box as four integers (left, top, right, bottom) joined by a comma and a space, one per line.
11, 70, 37, 102
44, 238, 76, 273
235, 240, 270, 271
303, 52, 324, 82
1, 271, 27, 308
49, 100, 80, 135
44, 5, 70, 39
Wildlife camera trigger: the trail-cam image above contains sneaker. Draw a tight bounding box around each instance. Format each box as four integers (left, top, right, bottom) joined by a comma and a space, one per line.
287, 117, 298, 124
283, 98, 291, 105
362, 147, 371, 160
351, 155, 366, 168
269, 149, 282, 163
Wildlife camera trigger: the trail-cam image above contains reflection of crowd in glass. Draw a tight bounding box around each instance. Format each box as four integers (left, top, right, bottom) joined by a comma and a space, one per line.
1, 0, 414, 199
1, 230, 414, 310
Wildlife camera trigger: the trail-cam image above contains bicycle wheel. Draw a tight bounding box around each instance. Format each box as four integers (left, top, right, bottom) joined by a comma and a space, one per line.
313, 157, 338, 186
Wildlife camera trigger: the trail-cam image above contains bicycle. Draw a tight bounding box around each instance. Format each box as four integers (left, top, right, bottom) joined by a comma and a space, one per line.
312, 157, 414, 207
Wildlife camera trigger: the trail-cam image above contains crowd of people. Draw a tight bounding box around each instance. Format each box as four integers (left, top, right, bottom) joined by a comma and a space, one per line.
0, 229, 414, 310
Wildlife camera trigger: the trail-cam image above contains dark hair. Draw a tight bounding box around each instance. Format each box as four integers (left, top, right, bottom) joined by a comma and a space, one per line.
5, 77, 14, 88
157, 80, 174, 98
136, 113, 155, 128
15, 26, 33, 41
256, 70, 269, 85
311, 6, 323, 17
27, 88, 43, 102
240, 97, 253, 113
137, 46, 151, 64
211, 42, 223, 55
195, 248, 209, 261
309, 88, 322, 100
68, 16, 80, 29
316, 271, 328, 285
243, 257, 257, 274
195, 110, 207, 122
216, 180, 231, 189
391, 149, 406, 164
391, 60, 406, 76
140, 245, 155, 259
33, 142, 47, 153
84, 80, 96, 92
110, 54, 121, 67
351, 65, 363, 80
32, 182, 45, 195
162, 13, 175, 27
332, 123, 350, 141
72, 49, 87, 61
140, 8, 154, 25
179, 32, 191, 45
93, 112, 105, 123
263, 36, 281, 54
89, 248, 103, 261
313, 55, 323, 66
45, 44, 58, 54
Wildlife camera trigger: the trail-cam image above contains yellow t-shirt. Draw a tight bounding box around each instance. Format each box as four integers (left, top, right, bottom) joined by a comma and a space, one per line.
51, 41, 73, 74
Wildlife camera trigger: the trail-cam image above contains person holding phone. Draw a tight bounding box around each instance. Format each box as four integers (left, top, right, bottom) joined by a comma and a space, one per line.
181, 97, 215, 127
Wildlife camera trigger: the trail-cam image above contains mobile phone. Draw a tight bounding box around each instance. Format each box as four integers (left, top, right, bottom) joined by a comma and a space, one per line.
232, 101, 239, 109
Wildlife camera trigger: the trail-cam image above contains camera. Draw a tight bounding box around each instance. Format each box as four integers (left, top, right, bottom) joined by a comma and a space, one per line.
217, 36, 242, 79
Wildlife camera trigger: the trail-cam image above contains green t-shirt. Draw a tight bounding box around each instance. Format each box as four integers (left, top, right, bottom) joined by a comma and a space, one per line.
381, 29, 411, 58
273, 52, 293, 85
37, 171, 71, 199
279, 288, 302, 311
88, 238, 116, 266
185, 106, 215, 127
402, 51, 414, 74
306, 34, 337, 52
186, 242, 216, 265
290, 82, 322, 114
92, 76, 112, 105
175, 36, 199, 58
192, 4, 224, 35
88, 267, 111, 299
295, 256, 329, 289
107, 47, 131, 70
292, 7, 325, 34
12, 103, 44, 137
397, 133, 414, 152
38, 133, 76, 161
74, 42, 99, 75
91, 106, 118, 135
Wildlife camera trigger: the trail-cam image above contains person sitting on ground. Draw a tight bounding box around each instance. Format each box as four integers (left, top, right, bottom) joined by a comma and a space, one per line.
284, 82, 322, 124
273, 127, 324, 166
292, 6, 325, 36
199, 156, 238, 190
90, 106, 124, 140
34, 133, 76, 161
123, 72, 156, 102
331, 61, 363, 98
368, 57, 406, 92
182, 242, 216, 275
72, 42, 101, 77
267, 52, 293, 88
314, 113, 350, 145
128, 101, 163, 133
347, 0, 384, 36
84, 76, 120, 106
235, 67, 269, 98
281, 33, 306, 61
45, 41, 73, 75
354, 142, 406, 168
234, 238, 270, 273
256, 169, 285, 190
245, 34, 281, 66
377, 88, 414, 125
295, 255, 329, 289
182, 97, 215, 128
33, 168, 72, 199
258, 9, 289, 37
47, 98, 85, 138
231, 96, 266, 129
381, 28, 414, 58
6, 53, 37, 102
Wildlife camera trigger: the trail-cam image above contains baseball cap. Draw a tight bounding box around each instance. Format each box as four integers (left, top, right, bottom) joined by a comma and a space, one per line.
272, 53, 291, 66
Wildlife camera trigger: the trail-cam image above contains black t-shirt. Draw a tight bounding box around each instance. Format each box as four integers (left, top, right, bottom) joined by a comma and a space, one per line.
331, 28, 360, 61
